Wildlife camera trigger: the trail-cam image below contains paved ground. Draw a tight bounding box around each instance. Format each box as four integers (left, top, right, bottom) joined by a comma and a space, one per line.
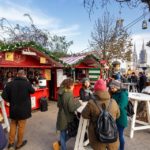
6, 101, 150, 150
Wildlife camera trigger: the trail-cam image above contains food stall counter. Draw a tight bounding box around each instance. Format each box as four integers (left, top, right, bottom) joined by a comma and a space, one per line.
31, 87, 49, 110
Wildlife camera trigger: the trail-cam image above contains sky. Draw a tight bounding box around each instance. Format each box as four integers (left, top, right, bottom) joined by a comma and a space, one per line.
0, 0, 150, 63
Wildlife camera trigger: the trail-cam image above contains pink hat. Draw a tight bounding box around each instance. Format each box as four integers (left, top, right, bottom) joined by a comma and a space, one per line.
94, 79, 107, 91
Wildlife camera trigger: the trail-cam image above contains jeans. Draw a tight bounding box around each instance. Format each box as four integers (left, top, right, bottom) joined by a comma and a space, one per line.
117, 124, 125, 150
60, 130, 70, 150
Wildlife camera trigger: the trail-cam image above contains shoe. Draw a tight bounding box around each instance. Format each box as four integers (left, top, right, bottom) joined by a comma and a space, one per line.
52, 141, 60, 150
8, 143, 15, 150
16, 140, 27, 149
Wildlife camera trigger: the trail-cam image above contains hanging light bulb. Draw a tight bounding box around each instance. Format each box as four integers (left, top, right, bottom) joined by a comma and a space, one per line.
142, 20, 148, 29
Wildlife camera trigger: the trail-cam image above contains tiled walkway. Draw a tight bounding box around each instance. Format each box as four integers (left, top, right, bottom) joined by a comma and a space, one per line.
7, 101, 150, 150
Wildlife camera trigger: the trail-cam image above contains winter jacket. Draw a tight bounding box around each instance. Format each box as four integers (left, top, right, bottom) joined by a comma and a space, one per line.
82, 91, 120, 150
80, 87, 93, 102
111, 89, 128, 128
131, 75, 138, 83
56, 88, 81, 131
2, 77, 35, 120
139, 75, 147, 92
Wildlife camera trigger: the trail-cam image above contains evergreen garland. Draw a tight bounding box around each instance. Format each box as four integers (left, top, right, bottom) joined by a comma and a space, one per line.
0, 41, 69, 66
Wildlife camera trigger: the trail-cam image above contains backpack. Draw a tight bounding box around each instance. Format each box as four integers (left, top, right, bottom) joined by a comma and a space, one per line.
40, 97, 48, 112
94, 99, 118, 143
127, 101, 134, 117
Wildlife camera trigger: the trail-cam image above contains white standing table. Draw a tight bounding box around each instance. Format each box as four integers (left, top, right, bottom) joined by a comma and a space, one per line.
124, 83, 138, 92
74, 101, 91, 150
128, 92, 150, 138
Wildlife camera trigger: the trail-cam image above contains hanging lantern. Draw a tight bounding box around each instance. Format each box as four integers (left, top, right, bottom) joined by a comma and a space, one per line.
116, 19, 124, 28
142, 20, 148, 29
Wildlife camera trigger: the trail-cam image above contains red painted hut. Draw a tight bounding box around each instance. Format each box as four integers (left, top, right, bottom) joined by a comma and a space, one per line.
60, 54, 100, 97
0, 46, 62, 112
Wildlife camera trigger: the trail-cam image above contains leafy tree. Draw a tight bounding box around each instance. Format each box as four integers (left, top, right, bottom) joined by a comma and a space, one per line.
90, 12, 132, 62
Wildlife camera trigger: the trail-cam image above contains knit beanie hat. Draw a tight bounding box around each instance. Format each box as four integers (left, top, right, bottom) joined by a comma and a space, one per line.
82, 78, 90, 83
94, 79, 107, 91
109, 80, 121, 89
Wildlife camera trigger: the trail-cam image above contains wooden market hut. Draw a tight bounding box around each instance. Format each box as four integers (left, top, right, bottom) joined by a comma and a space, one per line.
60, 53, 100, 97
0, 44, 63, 109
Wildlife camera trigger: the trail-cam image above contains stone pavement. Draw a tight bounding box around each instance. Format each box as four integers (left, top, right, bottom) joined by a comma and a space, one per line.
7, 101, 150, 150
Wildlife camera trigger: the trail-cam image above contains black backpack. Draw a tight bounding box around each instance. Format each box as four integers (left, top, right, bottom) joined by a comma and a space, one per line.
94, 99, 118, 143
40, 97, 48, 112
127, 101, 134, 117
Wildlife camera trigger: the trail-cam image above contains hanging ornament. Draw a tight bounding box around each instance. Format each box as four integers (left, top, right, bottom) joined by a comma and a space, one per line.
142, 20, 148, 29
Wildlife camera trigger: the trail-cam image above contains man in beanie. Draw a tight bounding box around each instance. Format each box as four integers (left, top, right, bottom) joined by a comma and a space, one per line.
82, 79, 120, 150
2, 70, 35, 150
109, 80, 128, 150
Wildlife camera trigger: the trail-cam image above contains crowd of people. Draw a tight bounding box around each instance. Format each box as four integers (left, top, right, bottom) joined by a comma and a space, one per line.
121, 71, 147, 92
0, 69, 148, 150
53, 76, 129, 150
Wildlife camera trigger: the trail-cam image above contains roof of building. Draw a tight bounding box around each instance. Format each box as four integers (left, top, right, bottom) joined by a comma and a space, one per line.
60, 53, 99, 67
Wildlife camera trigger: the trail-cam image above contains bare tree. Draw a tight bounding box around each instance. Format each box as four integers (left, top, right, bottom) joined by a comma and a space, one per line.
84, 0, 150, 16
0, 14, 73, 57
90, 12, 132, 62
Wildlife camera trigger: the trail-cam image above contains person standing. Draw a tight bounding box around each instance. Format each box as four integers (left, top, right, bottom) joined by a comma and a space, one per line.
139, 72, 147, 92
130, 72, 138, 83
2, 70, 35, 150
82, 79, 120, 150
53, 78, 81, 150
3, 71, 14, 87
80, 78, 93, 101
109, 80, 128, 150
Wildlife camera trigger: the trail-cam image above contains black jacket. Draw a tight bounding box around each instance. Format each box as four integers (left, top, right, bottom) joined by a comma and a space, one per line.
80, 88, 93, 102
2, 77, 35, 120
139, 75, 147, 92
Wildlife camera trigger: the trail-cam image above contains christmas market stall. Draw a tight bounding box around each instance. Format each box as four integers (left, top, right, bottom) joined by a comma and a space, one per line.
60, 53, 100, 97
0, 42, 63, 112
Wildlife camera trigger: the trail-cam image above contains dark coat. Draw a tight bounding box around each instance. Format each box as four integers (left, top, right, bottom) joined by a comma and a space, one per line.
139, 75, 147, 92
56, 88, 81, 131
79, 87, 92, 102
82, 91, 120, 150
131, 75, 138, 83
2, 77, 35, 120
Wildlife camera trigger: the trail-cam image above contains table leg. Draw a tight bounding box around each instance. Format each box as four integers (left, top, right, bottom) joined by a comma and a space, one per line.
130, 100, 138, 138
128, 85, 130, 92
78, 119, 88, 150
146, 101, 150, 123
132, 85, 134, 92
74, 116, 84, 150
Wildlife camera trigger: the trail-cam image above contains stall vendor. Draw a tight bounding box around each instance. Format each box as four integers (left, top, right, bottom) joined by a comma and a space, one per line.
3, 71, 14, 87
27, 71, 38, 85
